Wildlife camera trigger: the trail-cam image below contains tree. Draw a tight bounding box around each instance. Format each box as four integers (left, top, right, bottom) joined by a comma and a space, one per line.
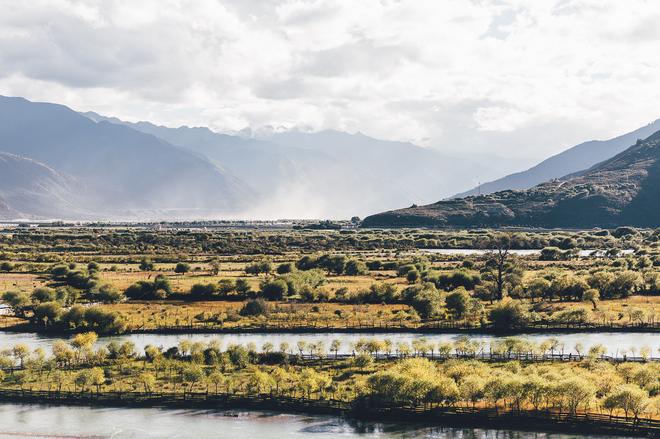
12, 344, 29, 368
260, 279, 288, 300
445, 288, 470, 319
74, 369, 92, 392
405, 268, 421, 284
484, 234, 512, 300
558, 378, 595, 415
183, 365, 204, 392
209, 259, 221, 276
402, 283, 442, 319
31, 287, 56, 303
345, 259, 368, 276
32, 301, 62, 327
276, 263, 296, 274
583, 289, 600, 310
235, 278, 251, 294
488, 300, 529, 331
96, 284, 124, 303
330, 339, 342, 358
1, 291, 31, 317
125, 275, 172, 300
174, 262, 191, 274
239, 299, 270, 316
89, 367, 105, 393
138, 372, 156, 393
204, 370, 223, 394
189, 283, 217, 299
459, 375, 485, 407
139, 258, 155, 271
318, 254, 347, 275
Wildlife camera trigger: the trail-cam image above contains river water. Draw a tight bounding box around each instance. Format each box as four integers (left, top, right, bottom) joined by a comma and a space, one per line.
421, 249, 635, 256
0, 403, 635, 438
0, 331, 656, 357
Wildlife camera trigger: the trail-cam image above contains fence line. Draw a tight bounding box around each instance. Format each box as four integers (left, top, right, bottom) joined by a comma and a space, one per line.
129, 319, 660, 333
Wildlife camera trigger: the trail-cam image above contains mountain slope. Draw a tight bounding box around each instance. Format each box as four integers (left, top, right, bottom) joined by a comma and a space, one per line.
0, 96, 253, 218
82, 114, 493, 218
0, 152, 82, 219
453, 119, 660, 198
363, 132, 660, 228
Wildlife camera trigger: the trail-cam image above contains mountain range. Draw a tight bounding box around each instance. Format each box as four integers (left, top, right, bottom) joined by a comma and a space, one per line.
81, 112, 493, 219
1, 95, 658, 225
453, 119, 660, 198
0, 96, 253, 220
363, 131, 660, 228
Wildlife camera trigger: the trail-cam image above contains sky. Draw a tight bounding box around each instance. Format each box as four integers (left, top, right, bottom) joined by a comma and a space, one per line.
1, 0, 659, 162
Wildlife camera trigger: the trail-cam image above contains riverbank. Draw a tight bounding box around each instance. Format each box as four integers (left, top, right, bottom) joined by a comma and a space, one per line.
2, 320, 658, 336
0, 389, 656, 437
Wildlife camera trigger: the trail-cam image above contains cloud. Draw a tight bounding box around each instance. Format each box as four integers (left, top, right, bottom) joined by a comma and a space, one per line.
0, 0, 659, 162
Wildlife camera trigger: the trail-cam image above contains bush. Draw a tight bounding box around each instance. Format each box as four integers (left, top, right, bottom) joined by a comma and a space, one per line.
433, 270, 481, 291
261, 279, 289, 300
190, 283, 217, 300
125, 275, 172, 300
366, 260, 382, 270
50, 264, 70, 279
245, 261, 272, 275
96, 284, 124, 303
174, 262, 191, 274
345, 259, 368, 275
139, 258, 155, 271
406, 269, 420, 284
445, 288, 470, 318
276, 263, 296, 274
488, 300, 529, 331
239, 299, 270, 316
31, 287, 57, 303
32, 301, 62, 326
402, 283, 441, 319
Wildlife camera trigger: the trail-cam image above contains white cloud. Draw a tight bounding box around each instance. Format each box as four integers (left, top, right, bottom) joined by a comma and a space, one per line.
0, 0, 659, 161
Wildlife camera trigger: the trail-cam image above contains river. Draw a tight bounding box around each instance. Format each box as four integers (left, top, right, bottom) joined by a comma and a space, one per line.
420, 249, 635, 256
0, 403, 636, 438
0, 331, 656, 357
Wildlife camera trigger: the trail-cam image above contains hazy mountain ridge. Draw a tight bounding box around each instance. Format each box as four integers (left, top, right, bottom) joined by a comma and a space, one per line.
453, 119, 660, 198
0, 152, 84, 219
0, 96, 254, 219
363, 131, 660, 228
82, 114, 493, 218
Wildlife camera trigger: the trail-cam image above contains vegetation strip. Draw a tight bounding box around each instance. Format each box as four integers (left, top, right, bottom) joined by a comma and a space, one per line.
0, 333, 657, 437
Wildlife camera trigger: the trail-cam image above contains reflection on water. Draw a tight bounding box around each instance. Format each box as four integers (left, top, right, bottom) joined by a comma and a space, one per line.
0, 403, 635, 439
0, 331, 656, 357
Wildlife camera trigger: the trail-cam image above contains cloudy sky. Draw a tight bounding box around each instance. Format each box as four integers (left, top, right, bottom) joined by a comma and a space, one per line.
1, 0, 659, 163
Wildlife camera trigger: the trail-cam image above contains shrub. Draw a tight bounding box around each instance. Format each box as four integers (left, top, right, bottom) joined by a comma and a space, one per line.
345, 259, 368, 275
488, 300, 529, 331
276, 263, 296, 274
95, 284, 124, 303
125, 275, 172, 300
261, 279, 289, 300
31, 287, 57, 303
190, 283, 217, 300
239, 299, 270, 317
174, 262, 191, 274
445, 288, 470, 318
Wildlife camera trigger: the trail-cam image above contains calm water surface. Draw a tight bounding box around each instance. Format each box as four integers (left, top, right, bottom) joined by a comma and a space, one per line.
0, 403, 635, 438
0, 331, 656, 357
421, 249, 635, 257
